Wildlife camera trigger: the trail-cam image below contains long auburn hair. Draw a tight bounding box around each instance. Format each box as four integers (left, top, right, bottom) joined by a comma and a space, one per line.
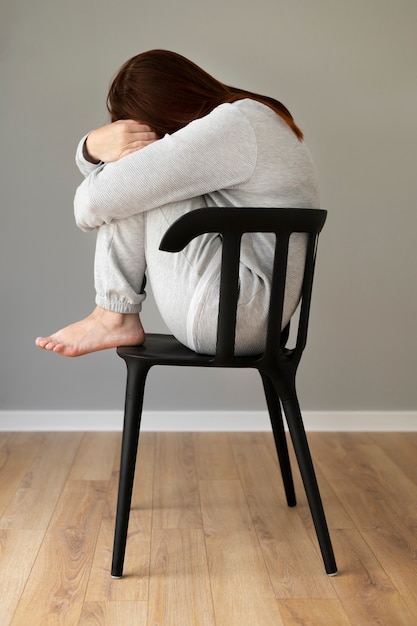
107, 49, 303, 140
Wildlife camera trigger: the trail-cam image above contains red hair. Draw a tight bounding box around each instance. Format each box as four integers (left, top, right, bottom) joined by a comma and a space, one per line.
107, 49, 303, 140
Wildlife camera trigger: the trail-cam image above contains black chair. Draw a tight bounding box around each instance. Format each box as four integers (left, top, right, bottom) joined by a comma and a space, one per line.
111, 207, 337, 578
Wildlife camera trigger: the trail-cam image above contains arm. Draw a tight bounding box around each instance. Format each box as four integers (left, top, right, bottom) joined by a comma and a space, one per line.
74, 104, 258, 231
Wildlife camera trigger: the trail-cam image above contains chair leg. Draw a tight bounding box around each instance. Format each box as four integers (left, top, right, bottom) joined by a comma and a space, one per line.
281, 395, 337, 575
111, 360, 150, 578
260, 372, 296, 507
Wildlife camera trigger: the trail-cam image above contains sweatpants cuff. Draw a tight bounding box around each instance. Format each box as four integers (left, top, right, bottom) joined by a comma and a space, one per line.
95, 295, 142, 314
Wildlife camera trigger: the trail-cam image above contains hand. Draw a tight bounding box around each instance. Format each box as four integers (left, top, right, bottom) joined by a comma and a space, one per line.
84, 120, 159, 163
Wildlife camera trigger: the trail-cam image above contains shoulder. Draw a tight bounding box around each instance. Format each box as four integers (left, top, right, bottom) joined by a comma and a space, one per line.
206, 99, 271, 124
230, 98, 277, 121
231, 99, 291, 134
223, 99, 292, 141
196, 100, 257, 129
177, 101, 258, 149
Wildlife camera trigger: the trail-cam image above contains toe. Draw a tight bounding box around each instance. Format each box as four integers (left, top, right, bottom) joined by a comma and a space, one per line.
53, 343, 66, 354
44, 341, 58, 351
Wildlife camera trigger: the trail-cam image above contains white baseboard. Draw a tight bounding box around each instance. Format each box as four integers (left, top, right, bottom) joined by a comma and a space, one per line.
0, 410, 416, 432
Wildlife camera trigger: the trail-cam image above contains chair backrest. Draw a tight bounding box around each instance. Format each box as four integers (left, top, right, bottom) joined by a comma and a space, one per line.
159, 207, 327, 366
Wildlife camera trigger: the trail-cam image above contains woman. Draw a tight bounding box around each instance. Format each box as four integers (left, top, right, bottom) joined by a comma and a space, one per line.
36, 49, 319, 357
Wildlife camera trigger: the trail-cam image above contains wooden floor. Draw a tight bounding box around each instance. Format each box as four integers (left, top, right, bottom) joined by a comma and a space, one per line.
1, 431, 417, 625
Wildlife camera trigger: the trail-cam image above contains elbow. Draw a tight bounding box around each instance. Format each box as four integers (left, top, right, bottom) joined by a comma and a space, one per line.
74, 189, 103, 231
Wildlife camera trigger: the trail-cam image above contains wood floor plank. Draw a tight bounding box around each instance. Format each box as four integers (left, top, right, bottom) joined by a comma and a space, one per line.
0, 433, 83, 529
231, 438, 337, 598
360, 523, 417, 598
322, 451, 417, 537
354, 443, 417, 534
125, 431, 155, 516
0, 433, 46, 517
199, 477, 285, 625
199, 479, 253, 531
305, 432, 374, 482
205, 528, 286, 626
193, 432, 239, 480
369, 432, 417, 486
78, 601, 148, 625
230, 432, 267, 445
68, 432, 119, 481
328, 528, 417, 626
148, 528, 216, 626
0, 529, 44, 624
403, 594, 417, 624
277, 598, 351, 626
11, 480, 107, 626
152, 432, 202, 529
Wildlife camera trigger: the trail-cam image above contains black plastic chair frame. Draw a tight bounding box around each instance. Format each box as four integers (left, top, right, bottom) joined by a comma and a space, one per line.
111, 207, 337, 577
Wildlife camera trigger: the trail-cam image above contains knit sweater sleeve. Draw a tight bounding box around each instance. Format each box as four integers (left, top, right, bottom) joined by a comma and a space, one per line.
75, 135, 104, 178
73, 103, 257, 231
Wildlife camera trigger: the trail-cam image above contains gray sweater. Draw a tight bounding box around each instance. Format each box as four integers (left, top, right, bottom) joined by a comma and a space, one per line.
74, 99, 319, 230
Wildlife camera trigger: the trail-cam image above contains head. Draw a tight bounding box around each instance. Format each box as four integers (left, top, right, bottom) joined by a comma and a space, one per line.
107, 49, 303, 140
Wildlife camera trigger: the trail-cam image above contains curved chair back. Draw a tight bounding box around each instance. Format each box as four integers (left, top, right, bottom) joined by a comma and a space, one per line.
160, 207, 327, 366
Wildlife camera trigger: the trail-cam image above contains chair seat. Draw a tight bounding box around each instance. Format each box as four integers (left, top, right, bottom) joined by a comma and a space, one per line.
117, 334, 261, 368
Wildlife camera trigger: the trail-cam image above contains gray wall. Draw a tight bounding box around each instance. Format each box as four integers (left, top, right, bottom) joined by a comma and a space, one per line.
1, 0, 416, 413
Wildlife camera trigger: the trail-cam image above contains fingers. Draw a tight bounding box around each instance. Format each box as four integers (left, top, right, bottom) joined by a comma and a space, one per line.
85, 120, 159, 163
116, 123, 159, 159
116, 137, 158, 160
128, 133, 158, 146
112, 121, 159, 156
113, 119, 156, 136
127, 126, 159, 144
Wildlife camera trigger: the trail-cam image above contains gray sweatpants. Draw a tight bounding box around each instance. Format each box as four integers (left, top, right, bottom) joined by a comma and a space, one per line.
94, 198, 280, 355
94, 199, 306, 355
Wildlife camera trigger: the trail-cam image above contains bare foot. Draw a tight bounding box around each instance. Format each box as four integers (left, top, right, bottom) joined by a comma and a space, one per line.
35, 306, 145, 357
